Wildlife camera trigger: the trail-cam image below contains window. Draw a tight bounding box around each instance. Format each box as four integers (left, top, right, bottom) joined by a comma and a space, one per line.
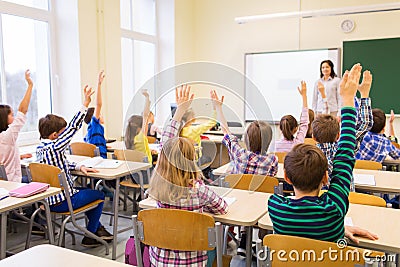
0, 0, 53, 143
121, 0, 157, 117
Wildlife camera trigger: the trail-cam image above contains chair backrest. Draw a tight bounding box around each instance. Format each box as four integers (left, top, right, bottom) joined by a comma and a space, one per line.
227, 121, 242, 127
29, 163, 62, 188
137, 209, 216, 251
348, 192, 386, 207
354, 160, 382, 170
261, 234, 368, 267
69, 142, 99, 157
146, 136, 157, 144
0, 164, 7, 181
304, 138, 317, 145
392, 141, 400, 148
274, 152, 287, 164
114, 149, 146, 162
224, 174, 278, 193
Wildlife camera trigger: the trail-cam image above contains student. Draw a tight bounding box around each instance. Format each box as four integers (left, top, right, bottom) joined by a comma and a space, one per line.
84, 70, 107, 158
124, 90, 152, 164
148, 85, 228, 266
313, 70, 373, 177
0, 70, 33, 183
305, 109, 315, 138
36, 85, 113, 247
275, 81, 309, 152
147, 111, 162, 139
356, 108, 400, 163
312, 60, 341, 116
211, 89, 277, 257
268, 63, 360, 242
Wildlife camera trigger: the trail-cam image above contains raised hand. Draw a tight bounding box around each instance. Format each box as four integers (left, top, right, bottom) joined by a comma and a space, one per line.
358, 70, 372, 98
317, 81, 326, 98
98, 70, 105, 85
210, 90, 224, 110
25, 69, 33, 87
340, 64, 362, 107
175, 84, 194, 111
390, 109, 395, 124
142, 89, 150, 98
83, 85, 95, 107
297, 81, 307, 97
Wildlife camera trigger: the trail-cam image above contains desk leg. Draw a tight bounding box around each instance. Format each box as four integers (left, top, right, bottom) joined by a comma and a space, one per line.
0, 212, 7, 259
219, 144, 223, 167
245, 226, 253, 267
41, 201, 55, 245
112, 178, 120, 260
138, 172, 144, 200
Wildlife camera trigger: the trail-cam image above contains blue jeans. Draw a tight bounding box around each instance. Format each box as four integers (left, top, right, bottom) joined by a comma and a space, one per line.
50, 188, 105, 233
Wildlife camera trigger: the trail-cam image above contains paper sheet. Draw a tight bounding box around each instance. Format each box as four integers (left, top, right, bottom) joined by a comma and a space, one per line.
79, 157, 124, 169
353, 174, 376, 185
223, 197, 236, 206
0, 188, 9, 200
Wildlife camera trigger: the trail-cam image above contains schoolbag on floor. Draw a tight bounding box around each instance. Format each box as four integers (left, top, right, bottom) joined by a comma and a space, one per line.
125, 236, 150, 266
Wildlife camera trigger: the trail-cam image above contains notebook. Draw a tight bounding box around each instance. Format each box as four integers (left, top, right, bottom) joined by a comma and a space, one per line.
79, 157, 124, 169
9, 182, 49, 198
353, 174, 376, 186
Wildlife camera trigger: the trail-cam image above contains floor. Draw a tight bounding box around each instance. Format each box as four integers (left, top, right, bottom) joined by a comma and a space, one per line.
5, 196, 245, 265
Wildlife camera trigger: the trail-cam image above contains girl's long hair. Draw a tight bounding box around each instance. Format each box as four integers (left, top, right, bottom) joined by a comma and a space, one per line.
124, 115, 143, 149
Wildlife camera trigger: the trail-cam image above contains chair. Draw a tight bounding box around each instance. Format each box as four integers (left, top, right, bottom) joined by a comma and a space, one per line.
304, 138, 317, 145
391, 141, 400, 148
227, 121, 243, 127
274, 152, 287, 164
256, 234, 383, 267
27, 163, 109, 254
224, 174, 278, 193
200, 140, 217, 170
132, 209, 223, 267
354, 160, 382, 170
114, 149, 150, 210
69, 142, 100, 157
348, 192, 386, 207
146, 136, 157, 144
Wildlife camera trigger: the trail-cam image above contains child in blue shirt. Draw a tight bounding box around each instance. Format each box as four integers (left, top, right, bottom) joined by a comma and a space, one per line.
84, 71, 107, 158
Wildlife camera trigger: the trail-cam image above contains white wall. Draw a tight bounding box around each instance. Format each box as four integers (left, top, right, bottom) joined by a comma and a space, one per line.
175, 0, 400, 137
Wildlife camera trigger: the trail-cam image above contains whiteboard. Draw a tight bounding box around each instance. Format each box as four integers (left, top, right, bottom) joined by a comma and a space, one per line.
245, 49, 340, 122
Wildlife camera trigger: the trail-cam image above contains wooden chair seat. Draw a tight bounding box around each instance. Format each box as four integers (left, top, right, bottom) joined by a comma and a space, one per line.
70, 142, 99, 157
355, 160, 382, 170
120, 180, 150, 189
348, 192, 386, 207
274, 152, 287, 164
52, 199, 104, 215
224, 174, 278, 193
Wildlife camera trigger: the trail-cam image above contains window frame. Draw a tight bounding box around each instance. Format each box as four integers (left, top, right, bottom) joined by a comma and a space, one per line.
0, 0, 56, 145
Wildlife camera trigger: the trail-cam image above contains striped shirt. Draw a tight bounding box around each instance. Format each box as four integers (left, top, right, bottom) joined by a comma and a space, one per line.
36, 106, 87, 205
84, 117, 107, 158
275, 107, 309, 152
317, 97, 372, 177
222, 134, 278, 177
268, 107, 356, 242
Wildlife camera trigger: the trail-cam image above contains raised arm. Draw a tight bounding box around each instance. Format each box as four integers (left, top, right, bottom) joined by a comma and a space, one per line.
389, 110, 396, 138
355, 70, 373, 142
211, 90, 231, 135
161, 85, 194, 144
141, 90, 151, 135
293, 81, 309, 143
317, 81, 329, 114
18, 70, 34, 114
94, 70, 105, 119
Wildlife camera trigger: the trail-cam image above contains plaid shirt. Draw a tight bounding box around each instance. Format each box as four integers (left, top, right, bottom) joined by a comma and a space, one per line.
317, 98, 373, 178
36, 106, 87, 205
152, 120, 228, 266
222, 134, 278, 176
356, 131, 400, 163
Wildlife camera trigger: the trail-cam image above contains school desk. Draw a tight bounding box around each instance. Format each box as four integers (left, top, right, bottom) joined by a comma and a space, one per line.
213, 163, 400, 194
139, 186, 269, 267
0, 244, 127, 266
0, 181, 61, 259
68, 155, 151, 260
257, 203, 400, 255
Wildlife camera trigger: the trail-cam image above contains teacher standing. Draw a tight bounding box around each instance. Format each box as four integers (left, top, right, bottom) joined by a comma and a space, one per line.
312, 60, 341, 116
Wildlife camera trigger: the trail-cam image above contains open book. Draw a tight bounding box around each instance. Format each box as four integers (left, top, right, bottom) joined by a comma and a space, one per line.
79, 157, 124, 169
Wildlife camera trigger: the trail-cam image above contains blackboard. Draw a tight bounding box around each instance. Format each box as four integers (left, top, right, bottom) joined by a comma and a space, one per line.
343, 38, 400, 114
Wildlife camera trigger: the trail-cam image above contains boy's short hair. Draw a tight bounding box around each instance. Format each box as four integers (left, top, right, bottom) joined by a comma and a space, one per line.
284, 143, 328, 192
38, 114, 67, 139
84, 107, 95, 124
312, 115, 340, 143
244, 121, 272, 154
370, 108, 386, 134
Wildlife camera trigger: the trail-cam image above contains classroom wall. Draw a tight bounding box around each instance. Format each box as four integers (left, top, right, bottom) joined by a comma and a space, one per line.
174, 0, 400, 138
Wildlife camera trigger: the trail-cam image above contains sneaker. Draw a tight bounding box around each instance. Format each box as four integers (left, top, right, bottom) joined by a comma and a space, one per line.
81, 236, 102, 248
96, 225, 113, 241
236, 233, 247, 258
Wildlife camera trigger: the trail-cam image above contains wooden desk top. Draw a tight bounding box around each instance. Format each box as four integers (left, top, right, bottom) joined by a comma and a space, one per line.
213, 163, 400, 194
258, 204, 400, 254
139, 186, 270, 226
0, 244, 127, 267
106, 140, 125, 151
68, 155, 151, 180
0, 181, 61, 213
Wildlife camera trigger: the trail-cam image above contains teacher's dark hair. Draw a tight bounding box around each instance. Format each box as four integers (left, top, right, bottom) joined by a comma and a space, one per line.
320, 60, 336, 78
